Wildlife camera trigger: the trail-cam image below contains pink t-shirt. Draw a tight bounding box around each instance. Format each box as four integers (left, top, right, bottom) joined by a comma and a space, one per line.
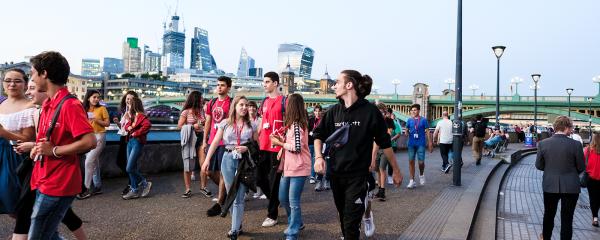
259, 95, 284, 152
206, 97, 231, 145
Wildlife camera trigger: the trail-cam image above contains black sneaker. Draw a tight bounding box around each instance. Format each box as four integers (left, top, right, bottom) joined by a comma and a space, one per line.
443, 164, 452, 173
92, 187, 103, 195
207, 203, 222, 217
374, 188, 386, 201
199, 188, 213, 198
121, 185, 131, 196
181, 190, 192, 198
476, 159, 481, 165
300, 224, 306, 230
76, 190, 92, 200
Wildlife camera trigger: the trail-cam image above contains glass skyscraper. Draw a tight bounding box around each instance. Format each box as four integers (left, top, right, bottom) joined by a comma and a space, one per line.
277, 43, 314, 79
81, 59, 101, 77
122, 37, 142, 73
143, 45, 161, 73
162, 15, 185, 73
190, 27, 216, 72
237, 47, 255, 77
102, 57, 123, 74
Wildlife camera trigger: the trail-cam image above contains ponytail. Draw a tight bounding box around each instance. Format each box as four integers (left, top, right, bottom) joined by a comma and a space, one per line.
341, 70, 373, 99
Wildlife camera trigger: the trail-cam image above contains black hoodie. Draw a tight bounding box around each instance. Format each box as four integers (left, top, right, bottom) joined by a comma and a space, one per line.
313, 98, 391, 177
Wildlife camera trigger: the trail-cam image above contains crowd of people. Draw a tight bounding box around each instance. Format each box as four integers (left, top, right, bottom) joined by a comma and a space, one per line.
0, 50, 598, 240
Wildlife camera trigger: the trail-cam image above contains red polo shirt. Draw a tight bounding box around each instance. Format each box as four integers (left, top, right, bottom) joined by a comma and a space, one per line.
30, 87, 93, 197
259, 95, 285, 152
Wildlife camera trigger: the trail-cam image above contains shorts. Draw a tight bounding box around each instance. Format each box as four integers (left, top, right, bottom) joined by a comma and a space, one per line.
207, 145, 225, 171
375, 150, 389, 170
183, 157, 196, 172
407, 145, 426, 161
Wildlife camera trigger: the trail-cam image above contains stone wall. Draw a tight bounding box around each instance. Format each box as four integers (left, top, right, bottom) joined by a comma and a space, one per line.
99, 142, 184, 178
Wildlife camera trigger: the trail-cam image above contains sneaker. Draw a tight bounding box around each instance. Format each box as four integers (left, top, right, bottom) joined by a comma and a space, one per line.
122, 190, 140, 200
323, 180, 331, 190
76, 190, 92, 200
300, 224, 306, 230
141, 181, 152, 197
374, 188, 386, 201
362, 210, 375, 237
181, 190, 192, 198
387, 176, 393, 185
199, 188, 213, 198
259, 194, 267, 200
419, 175, 426, 185
121, 185, 131, 196
227, 230, 239, 240
261, 217, 278, 227
309, 176, 316, 184
92, 187, 103, 195
315, 181, 324, 192
476, 159, 481, 165
441, 165, 447, 172
443, 164, 453, 174
207, 203, 222, 217
407, 179, 417, 189
211, 197, 219, 202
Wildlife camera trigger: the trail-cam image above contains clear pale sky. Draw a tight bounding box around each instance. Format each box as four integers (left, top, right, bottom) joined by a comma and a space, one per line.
2, 0, 599, 97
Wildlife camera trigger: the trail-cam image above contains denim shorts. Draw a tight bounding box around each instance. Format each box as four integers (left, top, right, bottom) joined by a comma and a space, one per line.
407, 145, 426, 161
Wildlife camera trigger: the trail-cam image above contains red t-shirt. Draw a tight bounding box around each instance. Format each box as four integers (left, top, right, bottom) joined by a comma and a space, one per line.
259, 95, 285, 152
30, 88, 93, 197
584, 147, 600, 180
206, 97, 231, 145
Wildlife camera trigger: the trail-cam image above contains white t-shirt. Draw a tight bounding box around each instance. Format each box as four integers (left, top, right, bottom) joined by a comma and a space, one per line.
435, 118, 453, 144
570, 133, 583, 145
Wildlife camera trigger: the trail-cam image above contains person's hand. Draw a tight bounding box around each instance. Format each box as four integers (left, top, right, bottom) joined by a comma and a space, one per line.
127, 126, 133, 131
235, 145, 248, 153
270, 134, 283, 146
201, 143, 207, 153
201, 159, 210, 173
193, 123, 201, 131
15, 141, 34, 154
34, 138, 54, 157
314, 156, 326, 174
369, 160, 376, 172
392, 168, 403, 187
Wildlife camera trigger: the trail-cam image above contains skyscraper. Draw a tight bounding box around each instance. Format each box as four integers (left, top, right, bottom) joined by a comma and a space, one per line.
162, 15, 185, 74
277, 43, 314, 79
237, 47, 255, 77
190, 27, 216, 72
122, 37, 142, 73
81, 59, 101, 77
143, 45, 161, 73
102, 57, 123, 74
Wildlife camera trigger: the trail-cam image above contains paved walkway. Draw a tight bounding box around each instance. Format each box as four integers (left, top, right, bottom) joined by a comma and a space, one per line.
497, 154, 600, 240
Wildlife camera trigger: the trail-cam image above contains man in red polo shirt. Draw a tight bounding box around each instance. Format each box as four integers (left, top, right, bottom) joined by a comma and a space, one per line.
28, 51, 97, 239
257, 71, 285, 227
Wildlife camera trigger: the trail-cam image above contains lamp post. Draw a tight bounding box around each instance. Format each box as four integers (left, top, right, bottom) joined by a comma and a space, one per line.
156, 87, 162, 105
451, 0, 464, 186
492, 46, 506, 128
469, 84, 479, 96
510, 77, 523, 96
391, 79, 401, 100
589, 97, 594, 143
445, 78, 455, 100
202, 82, 208, 96
593, 76, 600, 97
566, 88, 574, 117
531, 74, 541, 137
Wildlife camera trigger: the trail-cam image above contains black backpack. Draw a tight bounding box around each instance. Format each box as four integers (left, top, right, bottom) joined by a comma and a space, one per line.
474, 121, 487, 138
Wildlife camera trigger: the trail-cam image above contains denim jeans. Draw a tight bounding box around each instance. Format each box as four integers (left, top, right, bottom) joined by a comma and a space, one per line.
309, 145, 315, 178
126, 138, 146, 192
28, 191, 75, 240
279, 176, 306, 240
221, 151, 247, 233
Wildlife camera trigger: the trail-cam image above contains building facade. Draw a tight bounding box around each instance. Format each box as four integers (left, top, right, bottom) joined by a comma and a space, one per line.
237, 47, 255, 77
122, 37, 142, 73
81, 59, 101, 77
162, 15, 185, 75
103, 57, 123, 74
277, 43, 314, 79
190, 27, 216, 72
249, 67, 263, 77
143, 45, 161, 73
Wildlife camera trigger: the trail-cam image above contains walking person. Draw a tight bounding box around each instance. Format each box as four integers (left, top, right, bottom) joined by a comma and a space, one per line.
269, 94, 311, 240
257, 71, 287, 227
28, 51, 97, 239
373, 102, 396, 201
404, 104, 433, 189
202, 76, 233, 215
121, 97, 153, 200
535, 116, 585, 240
584, 132, 600, 227
313, 70, 403, 240
471, 115, 487, 165
202, 96, 258, 239
248, 100, 266, 199
177, 91, 209, 198
433, 111, 453, 173
113, 91, 139, 195
308, 105, 322, 185
12, 79, 87, 240
77, 90, 109, 199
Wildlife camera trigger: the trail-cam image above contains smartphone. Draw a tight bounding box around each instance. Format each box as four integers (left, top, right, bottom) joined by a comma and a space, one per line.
9, 140, 17, 146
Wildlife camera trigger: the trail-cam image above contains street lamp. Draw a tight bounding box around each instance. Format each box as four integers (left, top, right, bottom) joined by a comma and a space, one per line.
469, 84, 479, 96
156, 87, 162, 105
444, 78, 455, 100
531, 74, 541, 136
510, 77, 523, 96
452, 0, 464, 186
492, 46, 506, 128
588, 97, 594, 143
202, 82, 208, 96
391, 79, 401, 100
566, 88, 574, 117
593, 76, 600, 97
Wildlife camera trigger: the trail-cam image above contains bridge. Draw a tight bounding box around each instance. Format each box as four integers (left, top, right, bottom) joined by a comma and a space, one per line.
107, 83, 600, 126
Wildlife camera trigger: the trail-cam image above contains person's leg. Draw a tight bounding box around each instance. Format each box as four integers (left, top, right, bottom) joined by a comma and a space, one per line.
183, 170, 192, 192
83, 151, 96, 191
341, 175, 367, 240
407, 146, 416, 180
231, 182, 248, 233
256, 150, 272, 199
417, 145, 426, 178
440, 143, 450, 168
28, 192, 75, 240
116, 136, 128, 175
13, 190, 35, 238
61, 208, 86, 240
267, 152, 282, 221
285, 176, 306, 239
198, 144, 209, 190
91, 133, 106, 190
278, 176, 292, 234
330, 175, 347, 237
588, 179, 600, 219
560, 193, 579, 240
542, 192, 560, 240
126, 139, 143, 193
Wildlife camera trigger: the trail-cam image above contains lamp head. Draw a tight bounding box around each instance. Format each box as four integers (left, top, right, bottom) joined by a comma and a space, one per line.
492, 46, 506, 58
531, 74, 541, 83
566, 88, 573, 95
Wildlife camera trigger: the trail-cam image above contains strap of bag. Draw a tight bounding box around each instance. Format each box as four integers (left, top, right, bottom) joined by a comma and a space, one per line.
45, 95, 78, 141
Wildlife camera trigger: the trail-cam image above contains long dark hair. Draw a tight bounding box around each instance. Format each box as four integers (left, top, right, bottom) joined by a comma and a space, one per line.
227, 96, 252, 128
183, 91, 203, 116
129, 97, 145, 117
341, 69, 373, 99
83, 90, 101, 111
119, 90, 139, 113
590, 132, 600, 154
284, 93, 308, 130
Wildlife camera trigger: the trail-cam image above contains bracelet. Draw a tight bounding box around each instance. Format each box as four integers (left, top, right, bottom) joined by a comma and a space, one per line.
316, 156, 324, 160
52, 146, 63, 158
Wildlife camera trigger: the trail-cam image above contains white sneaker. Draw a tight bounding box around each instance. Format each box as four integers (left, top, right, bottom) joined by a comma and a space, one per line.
211, 197, 219, 202
309, 177, 316, 184
252, 192, 260, 199
261, 217, 277, 227
362, 210, 375, 237
407, 179, 417, 189
259, 194, 267, 200
387, 176, 393, 185
419, 175, 426, 185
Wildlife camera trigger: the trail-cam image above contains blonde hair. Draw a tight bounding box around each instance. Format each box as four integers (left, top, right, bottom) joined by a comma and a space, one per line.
226, 96, 251, 128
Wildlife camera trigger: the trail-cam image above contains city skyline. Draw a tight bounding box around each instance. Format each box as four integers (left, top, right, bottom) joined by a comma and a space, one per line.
1, 0, 599, 96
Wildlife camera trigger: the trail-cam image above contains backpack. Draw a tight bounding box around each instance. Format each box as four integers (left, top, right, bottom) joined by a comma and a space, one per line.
474, 121, 487, 138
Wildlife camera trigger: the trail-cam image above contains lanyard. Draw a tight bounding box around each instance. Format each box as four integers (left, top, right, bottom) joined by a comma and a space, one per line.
312, 117, 321, 131
234, 123, 244, 146
413, 117, 421, 132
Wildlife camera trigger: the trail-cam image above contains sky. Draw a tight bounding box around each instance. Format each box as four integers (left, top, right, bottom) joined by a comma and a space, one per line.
2, 0, 599, 97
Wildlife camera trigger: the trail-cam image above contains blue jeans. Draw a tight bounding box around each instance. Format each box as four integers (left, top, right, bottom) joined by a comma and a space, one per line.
126, 138, 146, 192
407, 145, 426, 161
279, 176, 306, 240
221, 151, 247, 233
309, 145, 315, 178
28, 191, 75, 240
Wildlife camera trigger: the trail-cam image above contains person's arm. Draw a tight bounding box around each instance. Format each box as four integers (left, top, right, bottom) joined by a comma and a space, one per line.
0, 125, 35, 142
371, 142, 379, 172
382, 147, 403, 187
433, 125, 440, 145
202, 114, 212, 149
35, 133, 97, 157
94, 108, 110, 127
177, 110, 187, 129
313, 139, 326, 174
131, 115, 151, 137
535, 142, 545, 170
426, 128, 433, 153
312, 108, 334, 175
201, 127, 224, 172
